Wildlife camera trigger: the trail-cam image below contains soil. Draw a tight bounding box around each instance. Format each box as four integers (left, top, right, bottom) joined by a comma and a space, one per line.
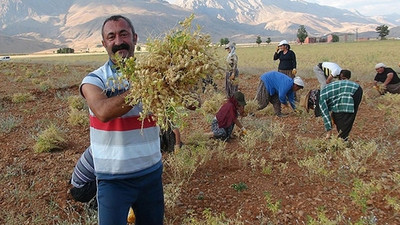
1, 61, 399, 224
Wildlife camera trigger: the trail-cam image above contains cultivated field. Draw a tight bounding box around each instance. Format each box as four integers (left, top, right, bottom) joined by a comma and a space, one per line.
1, 40, 400, 224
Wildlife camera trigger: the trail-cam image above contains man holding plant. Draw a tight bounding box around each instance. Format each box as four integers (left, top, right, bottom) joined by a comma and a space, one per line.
79, 15, 164, 225
373, 63, 400, 94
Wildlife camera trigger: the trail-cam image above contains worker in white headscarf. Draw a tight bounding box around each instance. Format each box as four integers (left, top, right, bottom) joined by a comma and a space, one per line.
225, 42, 239, 98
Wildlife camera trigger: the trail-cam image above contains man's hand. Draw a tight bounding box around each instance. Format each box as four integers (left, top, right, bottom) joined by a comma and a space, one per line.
374, 83, 386, 95
241, 127, 247, 135
325, 130, 332, 139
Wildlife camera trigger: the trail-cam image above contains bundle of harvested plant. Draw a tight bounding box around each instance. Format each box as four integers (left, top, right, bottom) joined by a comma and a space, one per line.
117, 15, 221, 129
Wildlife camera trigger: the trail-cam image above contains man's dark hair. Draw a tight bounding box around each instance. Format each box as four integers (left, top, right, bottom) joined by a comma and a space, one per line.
340, 70, 351, 79
101, 15, 135, 39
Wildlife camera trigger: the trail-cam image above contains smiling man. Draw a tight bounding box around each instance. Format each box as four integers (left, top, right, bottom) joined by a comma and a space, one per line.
373, 63, 400, 94
101, 15, 137, 62
78, 15, 164, 225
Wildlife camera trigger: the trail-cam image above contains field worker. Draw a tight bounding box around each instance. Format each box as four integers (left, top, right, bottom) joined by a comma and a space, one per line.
79, 15, 164, 225
273, 40, 297, 78
201, 73, 218, 93
305, 69, 352, 117
70, 147, 96, 206
206, 91, 247, 141
256, 71, 304, 117
225, 42, 239, 98
319, 77, 363, 141
160, 127, 183, 152
313, 62, 342, 89
373, 63, 400, 94
69, 147, 136, 223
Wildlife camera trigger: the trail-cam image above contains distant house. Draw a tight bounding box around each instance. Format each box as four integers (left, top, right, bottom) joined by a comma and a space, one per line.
304, 37, 317, 44
357, 37, 370, 41
302, 33, 356, 44
337, 33, 355, 42
303, 35, 329, 44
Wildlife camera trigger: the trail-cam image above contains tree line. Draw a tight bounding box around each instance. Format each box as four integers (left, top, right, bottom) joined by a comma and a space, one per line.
219, 24, 391, 46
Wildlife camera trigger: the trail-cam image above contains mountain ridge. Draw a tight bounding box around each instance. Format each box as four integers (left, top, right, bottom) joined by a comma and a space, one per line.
0, 0, 399, 54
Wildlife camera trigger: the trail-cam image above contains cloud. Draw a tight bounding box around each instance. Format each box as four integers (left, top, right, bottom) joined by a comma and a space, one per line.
309, 0, 400, 16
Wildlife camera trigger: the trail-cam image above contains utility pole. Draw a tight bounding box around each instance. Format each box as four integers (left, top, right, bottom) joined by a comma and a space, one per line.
355, 28, 358, 41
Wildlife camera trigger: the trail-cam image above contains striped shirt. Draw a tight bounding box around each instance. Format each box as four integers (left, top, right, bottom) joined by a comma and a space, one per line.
319, 80, 360, 131
71, 147, 95, 188
321, 62, 341, 78
80, 60, 162, 180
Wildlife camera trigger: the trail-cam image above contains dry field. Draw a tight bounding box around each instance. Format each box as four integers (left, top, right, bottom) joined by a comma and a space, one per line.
1, 41, 400, 224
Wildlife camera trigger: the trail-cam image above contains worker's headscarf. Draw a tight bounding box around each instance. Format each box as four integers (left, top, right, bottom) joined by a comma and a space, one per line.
226, 43, 236, 60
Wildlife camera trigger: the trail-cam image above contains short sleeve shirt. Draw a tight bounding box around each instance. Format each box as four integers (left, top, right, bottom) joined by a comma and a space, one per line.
321, 62, 342, 78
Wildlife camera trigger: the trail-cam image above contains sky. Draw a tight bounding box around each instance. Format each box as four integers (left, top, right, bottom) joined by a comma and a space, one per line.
166, 0, 400, 17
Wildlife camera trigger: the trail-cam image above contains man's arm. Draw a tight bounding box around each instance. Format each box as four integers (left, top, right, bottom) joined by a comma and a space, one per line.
319, 96, 332, 132
273, 51, 280, 61
383, 72, 394, 86
233, 117, 244, 129
287, 91, 296, 110
81, 84, 132, 122
326, 75, 334, 84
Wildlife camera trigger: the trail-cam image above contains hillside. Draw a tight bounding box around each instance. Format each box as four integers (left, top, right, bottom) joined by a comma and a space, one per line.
0, 35, 59, 54
0, 0, 399, 53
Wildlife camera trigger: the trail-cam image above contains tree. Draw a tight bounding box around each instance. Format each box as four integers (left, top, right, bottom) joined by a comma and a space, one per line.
256, 36, 262, 46
220, 38, 229, 46
297, 25, 308, 44
331, 34, 339, 42
57, 47, 74, 54
265, 37, 271, 44
376, 24, 390, 40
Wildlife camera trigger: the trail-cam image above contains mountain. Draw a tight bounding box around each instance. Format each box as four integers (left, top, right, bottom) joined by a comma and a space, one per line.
175, 0, 399, 36
0, 35, 59, 54
0, 0, 398, 54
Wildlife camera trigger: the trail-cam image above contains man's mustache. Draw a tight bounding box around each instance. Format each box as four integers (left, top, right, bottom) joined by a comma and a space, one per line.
112, 43, 130, 54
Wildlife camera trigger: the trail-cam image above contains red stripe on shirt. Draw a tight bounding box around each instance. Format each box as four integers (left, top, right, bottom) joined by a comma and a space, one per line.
90, 115, 157, 131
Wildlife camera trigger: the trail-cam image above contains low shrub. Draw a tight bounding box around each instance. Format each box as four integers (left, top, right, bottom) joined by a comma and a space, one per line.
33, 124, 66, 153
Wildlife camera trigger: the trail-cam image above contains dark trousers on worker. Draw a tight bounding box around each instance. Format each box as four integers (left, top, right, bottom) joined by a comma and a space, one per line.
255, 80, 282, 115
332, 86, 363, 141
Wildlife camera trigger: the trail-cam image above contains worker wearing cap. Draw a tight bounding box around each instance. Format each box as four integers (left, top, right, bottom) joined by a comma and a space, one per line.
373, 63, 400, 94
256, 71, 304, 117
319, 70, 362, 141
207, 91, 247, 140
273, 40, 297, 78
313, 62, 342, 89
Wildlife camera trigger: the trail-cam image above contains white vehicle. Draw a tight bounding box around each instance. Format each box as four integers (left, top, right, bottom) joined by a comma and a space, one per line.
0, 56, 11, 61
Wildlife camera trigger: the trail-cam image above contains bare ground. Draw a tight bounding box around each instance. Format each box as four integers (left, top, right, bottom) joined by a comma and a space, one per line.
1, 62, 399, 224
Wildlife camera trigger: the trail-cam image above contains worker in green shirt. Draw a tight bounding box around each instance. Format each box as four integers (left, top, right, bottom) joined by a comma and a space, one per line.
318, 70, 363, 141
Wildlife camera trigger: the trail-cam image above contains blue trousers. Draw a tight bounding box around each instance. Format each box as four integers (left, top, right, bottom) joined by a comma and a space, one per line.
97, 166, 164, 225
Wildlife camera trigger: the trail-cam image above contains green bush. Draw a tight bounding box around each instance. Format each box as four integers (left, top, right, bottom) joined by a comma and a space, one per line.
33, 124, 66, 153
11, 93, 35, 103
68, 108, 89, 126
67, 95, 86, 111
